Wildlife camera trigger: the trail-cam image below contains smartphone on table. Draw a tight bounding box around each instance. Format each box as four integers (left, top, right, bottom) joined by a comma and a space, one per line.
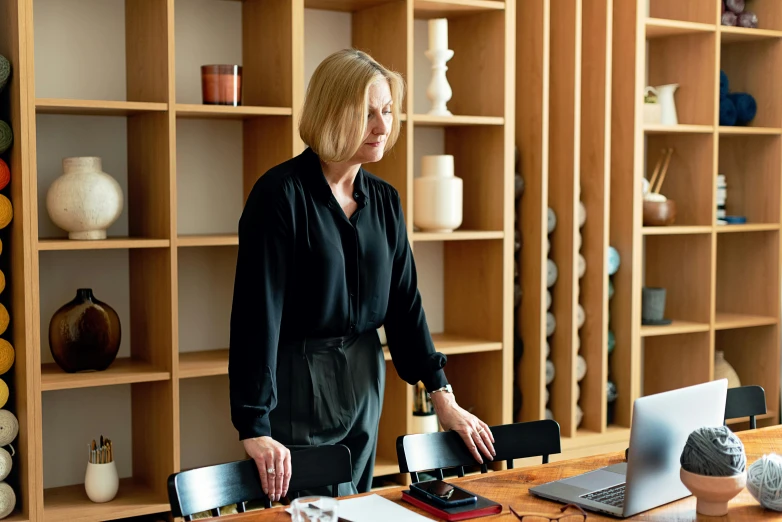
409, 479, 478, 508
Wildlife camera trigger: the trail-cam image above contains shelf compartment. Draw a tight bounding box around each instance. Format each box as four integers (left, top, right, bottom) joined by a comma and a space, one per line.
721, 26, 782, 43
648, 32, 716, 126
640, 320, 711, 337
645, 18, 715, 39
437, 351, 504, 427
715, 312, 778, 330
642, 226, 712, 235
41, 358, 170, 392
720, 38, 782, 129
643, 124, 714, 134
43, 478, 169, 522
413, 0, 505, 19
717, 230, 780, 318
412, 114, 504, 126
175, 104, 291, 119
717, 135, 781, 226
717, 324, 780, 426
38, 238, 170, 251
177, 234, 239, 247
412, 230, 503, 241
720, 0, 782, 33
644, 134, 714, 226
36, 99, 167, 116
648, 0, 718, 25
179, 349, 229, 379
644, 234, 712, 326
643, 332, 711, 396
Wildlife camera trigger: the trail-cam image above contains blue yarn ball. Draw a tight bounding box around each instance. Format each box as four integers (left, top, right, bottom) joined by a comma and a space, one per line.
728, 92, 757, 126
720, 96, 737, 126
607, 330, 616, 354
607, 246, 620, 276
720, 70, 729, 99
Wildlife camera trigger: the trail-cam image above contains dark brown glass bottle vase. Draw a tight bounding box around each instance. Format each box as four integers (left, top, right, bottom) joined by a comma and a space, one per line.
49, 288, 121, 373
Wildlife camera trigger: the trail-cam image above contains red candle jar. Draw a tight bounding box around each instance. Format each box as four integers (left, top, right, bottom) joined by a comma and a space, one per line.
201, 64, 243, 106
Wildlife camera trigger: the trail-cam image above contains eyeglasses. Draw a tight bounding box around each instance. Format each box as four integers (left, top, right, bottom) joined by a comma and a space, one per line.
510, 503, 588, 521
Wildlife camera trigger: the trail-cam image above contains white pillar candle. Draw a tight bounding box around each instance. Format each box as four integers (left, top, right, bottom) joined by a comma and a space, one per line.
428, 18, 448, 51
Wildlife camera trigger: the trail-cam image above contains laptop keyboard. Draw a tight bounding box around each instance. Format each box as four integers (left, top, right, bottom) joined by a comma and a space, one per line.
581, 483, 626, 508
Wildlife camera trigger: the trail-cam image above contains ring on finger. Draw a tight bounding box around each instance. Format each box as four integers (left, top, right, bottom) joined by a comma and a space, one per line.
267, 467, 275, 474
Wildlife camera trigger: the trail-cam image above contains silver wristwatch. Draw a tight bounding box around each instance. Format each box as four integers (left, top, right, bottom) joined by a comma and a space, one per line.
427, 384, 454, 398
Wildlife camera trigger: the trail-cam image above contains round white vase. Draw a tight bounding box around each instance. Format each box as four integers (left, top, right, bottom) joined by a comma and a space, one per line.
85, 461, 119, 503
413, 155, 462, 232
46, 157, 124, 240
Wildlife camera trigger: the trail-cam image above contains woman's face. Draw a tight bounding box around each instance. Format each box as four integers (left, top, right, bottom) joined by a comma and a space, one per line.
352, 79, 393, 165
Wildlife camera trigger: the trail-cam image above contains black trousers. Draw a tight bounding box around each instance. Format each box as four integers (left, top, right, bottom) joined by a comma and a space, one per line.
270, 329, 386, 495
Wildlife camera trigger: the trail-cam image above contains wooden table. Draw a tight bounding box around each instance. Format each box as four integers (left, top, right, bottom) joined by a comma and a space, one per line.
222, 425, 782, 521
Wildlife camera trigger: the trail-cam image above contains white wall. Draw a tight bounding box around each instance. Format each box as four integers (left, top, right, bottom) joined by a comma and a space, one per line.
34, 2, 447, 488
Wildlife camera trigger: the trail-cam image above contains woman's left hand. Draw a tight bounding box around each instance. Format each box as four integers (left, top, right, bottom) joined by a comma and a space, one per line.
431, 391, 496, 464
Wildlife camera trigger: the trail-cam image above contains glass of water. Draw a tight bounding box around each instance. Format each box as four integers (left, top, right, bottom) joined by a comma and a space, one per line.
290, 496, 339, 522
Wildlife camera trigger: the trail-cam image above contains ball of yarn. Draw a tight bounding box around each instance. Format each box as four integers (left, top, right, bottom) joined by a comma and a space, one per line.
545, 341, 550, 359
608, 246, 620, 275
608, 330, 616, 354
720, 70, 729, 99
548, 208, 557, 234
0, 380, 8, 410
576, 405, 583, 427
725, 0, 745, 14
722, 10, 738, 26
576, 355, 587, 381
546, 290, 552, 310
738, 11, 758, 28
747, 453, 782, 511
608, 278, 614, 299
0, 270, 6, 296
0, 482, 14, 519
545, 408, 553, 421
681, 426, 746, 477
0, 447, 11, 481
607, 380, 618, 402
546, 312, 556, 337
728, 93, 757, 126
0, 305, 9, 338
545, 387, 549, 405
0, 122, 11, 156
546, 359, 555, 385
578, 201, 586, 228
0, 341, 12, 376
577, 304, 585, 329
0, 411, 17, 447
515, 173, 525, 199
547, 259, 558, 288
0, 160, 9, 192
578, 254, 586, 278
0, 55, 8, 93
0, 195, 12, 230
720, 96, 737, 126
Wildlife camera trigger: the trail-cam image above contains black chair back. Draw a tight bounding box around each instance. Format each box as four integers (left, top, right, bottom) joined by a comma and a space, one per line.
167, 444, 352, 520
396, 420, 561, 483
724, 385, 767, 429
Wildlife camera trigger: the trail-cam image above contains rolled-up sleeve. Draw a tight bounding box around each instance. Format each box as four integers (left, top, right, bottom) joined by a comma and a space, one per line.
383, 190, 449, 392
228, 185, 291, 440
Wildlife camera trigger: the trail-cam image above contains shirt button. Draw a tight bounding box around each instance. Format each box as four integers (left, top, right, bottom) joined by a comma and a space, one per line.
354, 192, 360, 198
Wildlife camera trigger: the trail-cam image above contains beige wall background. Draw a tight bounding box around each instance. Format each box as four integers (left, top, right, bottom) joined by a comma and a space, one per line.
34, 0, 448, 489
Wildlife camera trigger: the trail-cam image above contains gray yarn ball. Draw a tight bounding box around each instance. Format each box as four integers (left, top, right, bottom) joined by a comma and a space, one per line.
0, 447, 11, 481
548, 208, 557, 234
0, 55, 9, 93
0, 481, 14, 518
0, 411, 18, 447
681, 426, 746, 477
0, 121, 12, 155
747, 453, 782, 512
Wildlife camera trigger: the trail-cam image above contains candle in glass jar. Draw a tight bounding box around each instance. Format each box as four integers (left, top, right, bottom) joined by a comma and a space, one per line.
428, 18, 448, 51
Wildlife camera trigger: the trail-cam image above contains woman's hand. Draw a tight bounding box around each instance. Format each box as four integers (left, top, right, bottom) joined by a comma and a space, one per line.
242, 436, 292, 502
430, 391, 496, 464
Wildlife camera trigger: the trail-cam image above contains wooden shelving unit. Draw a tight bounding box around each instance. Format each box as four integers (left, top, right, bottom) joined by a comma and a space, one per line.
0, 0, 514, 520
515, 0, 781, 461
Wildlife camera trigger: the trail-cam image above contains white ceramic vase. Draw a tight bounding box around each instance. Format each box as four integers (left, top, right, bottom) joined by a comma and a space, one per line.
85, 461, 119, 503
46, 157, 124, 240
414, 155, 462, 232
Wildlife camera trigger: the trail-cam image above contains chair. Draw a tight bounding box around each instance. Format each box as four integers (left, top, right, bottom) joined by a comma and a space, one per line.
724, 385, 767, 429
396, 420, 561, 483
167, 444, 352, 520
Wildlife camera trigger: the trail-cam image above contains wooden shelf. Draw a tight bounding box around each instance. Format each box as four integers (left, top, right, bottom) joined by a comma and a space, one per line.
721, 26, 782, 43
412, 230, 504, 241
179, 349, 229, 379
37, 238, 170, 251
716, 224, 780, 233
175, 104, 291, 119
640, 320, 711, 337
643, 124, 714, 134
177, 234, 238, 247
719, 126, 782, 136
41, 359, 170, 392
35, 98, 167, 116
642, 226, 712, 235
645, 18, 715, 39
715, 313, 778, 330
412, 114, 504, 126
561, 426, 631, 451
303, 0, 403, 11
413, 0, 505, 19
43, 478, 169, 522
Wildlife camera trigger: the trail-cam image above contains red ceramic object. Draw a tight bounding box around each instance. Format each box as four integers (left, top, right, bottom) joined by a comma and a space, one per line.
201, 65, 243, 106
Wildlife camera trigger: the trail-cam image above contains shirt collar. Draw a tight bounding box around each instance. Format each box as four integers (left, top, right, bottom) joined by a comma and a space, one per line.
301, 147, 369, 207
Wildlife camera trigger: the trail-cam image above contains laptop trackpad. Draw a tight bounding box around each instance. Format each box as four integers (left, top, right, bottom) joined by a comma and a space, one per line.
559, 469, 626, 491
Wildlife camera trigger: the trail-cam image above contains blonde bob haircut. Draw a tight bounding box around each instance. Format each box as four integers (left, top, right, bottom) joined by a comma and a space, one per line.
299, 49, 405, 163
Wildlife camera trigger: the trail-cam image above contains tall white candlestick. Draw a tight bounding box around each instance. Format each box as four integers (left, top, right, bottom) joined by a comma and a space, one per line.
428, 18, 448, 51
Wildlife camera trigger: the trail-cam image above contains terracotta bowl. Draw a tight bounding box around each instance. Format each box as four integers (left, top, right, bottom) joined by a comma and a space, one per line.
680, 467, 747, 516
643, 199, 677, 226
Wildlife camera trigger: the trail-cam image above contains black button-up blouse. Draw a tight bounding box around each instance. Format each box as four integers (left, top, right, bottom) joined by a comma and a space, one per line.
229, 147, 449, 440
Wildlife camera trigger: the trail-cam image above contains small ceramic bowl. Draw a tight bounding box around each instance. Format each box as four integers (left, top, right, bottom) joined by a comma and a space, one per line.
680, 467, 747, 516
643, 199, 676, 226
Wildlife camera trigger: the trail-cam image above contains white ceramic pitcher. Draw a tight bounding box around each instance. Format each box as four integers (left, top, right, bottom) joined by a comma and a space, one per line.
656, 83, 679, 125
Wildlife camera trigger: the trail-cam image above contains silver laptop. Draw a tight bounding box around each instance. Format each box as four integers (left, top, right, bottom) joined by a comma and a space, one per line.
530, 379, 728, 518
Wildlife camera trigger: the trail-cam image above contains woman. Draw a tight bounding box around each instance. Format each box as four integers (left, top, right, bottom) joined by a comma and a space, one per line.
228, 49, 495, 502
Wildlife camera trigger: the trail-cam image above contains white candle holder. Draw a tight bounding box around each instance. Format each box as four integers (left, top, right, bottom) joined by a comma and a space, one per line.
425, 48, 455, 117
